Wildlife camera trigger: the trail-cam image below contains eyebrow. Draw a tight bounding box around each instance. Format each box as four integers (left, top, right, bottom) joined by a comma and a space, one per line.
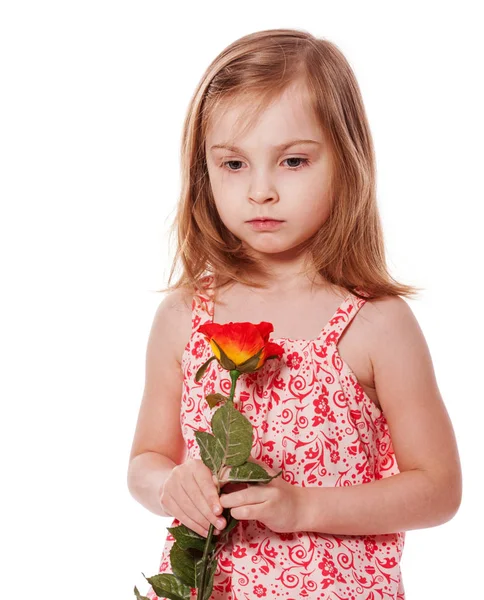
209, 139, 322, 153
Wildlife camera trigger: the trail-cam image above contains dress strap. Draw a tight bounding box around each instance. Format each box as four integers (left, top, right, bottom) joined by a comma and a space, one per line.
325, 288, 368, 346
190, 275, 215, 331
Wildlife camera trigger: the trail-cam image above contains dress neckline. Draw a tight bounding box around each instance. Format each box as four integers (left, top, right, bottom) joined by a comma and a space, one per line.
206, 288, 355, 345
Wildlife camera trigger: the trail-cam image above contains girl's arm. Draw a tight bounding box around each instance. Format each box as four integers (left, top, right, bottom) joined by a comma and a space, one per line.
127, 290, 189, 516
298, 296, 462, 535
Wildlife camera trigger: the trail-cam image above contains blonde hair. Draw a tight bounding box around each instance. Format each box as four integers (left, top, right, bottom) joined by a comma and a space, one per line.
156, 28, 423, 302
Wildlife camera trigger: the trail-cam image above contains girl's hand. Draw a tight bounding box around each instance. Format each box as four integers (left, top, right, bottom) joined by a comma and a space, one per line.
219, 459, 303, 534
160, 458, 226, 537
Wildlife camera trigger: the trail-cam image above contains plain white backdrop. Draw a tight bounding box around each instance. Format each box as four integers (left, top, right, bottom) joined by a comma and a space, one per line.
1, 1, 482, 598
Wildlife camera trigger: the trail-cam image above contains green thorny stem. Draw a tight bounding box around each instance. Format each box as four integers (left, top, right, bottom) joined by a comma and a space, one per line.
196, 369, 241, 600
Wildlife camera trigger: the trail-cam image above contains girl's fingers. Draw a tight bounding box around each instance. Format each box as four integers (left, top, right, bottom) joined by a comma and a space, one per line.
164, 461, 227, 535
175, 482, 212, 532
176, 478, 221, 533
176, 503, 212, 538
185, 475, 226, 531
198, 472, 225, 521
163, 488, 211, 538
163, 493, 220, 537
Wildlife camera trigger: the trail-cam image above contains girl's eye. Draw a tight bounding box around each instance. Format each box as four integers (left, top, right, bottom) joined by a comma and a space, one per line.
222, 160, 244, 172
284, 157, 309, 170
221, 157, 310, 173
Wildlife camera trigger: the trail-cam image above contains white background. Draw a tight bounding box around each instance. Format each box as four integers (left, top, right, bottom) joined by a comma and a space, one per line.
1, 1, 482, 598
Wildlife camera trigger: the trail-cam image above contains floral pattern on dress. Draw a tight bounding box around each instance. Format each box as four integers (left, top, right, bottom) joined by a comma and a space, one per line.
144, 275, 405, 600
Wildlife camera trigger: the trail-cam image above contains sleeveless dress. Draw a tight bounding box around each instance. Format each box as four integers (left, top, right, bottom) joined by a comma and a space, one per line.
145, 275, 405, 600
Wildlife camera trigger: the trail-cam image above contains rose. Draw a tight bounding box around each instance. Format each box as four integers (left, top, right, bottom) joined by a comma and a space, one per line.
196, 321, 284, 376
135, 322, 284, 600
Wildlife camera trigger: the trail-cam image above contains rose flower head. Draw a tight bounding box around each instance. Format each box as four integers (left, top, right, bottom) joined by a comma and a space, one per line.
195, 321, 284, 379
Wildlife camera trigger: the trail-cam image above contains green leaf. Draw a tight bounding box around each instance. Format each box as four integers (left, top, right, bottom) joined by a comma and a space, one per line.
141, 573, 191, 600
169, 542, 197, 588
194, 431, 225, 473
211, 340, 236, 370
195, 356, 217, 382
229, 461, 282, 483
186, 546, 204, 560
195, 555, 218, 600
133, 584, 151, 600
167, 523, 216, 553
211, 401, 253, 467
205, 393, 229, 409
236, 348, 263, 373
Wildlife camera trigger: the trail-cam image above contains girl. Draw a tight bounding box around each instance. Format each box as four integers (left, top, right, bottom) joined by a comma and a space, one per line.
127, 28, 462, 599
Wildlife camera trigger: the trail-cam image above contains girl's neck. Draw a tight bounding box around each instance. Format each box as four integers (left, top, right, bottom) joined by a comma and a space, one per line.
214, 272, 333, 297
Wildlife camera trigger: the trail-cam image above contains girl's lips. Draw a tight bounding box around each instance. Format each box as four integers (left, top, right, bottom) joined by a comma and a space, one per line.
248, 219, 284, 231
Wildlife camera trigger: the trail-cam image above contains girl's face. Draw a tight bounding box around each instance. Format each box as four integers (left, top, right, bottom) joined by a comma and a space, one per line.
205, 82, 333, 261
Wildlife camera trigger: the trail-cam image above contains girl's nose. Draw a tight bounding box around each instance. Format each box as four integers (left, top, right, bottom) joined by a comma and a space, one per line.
249, 189, 278, 204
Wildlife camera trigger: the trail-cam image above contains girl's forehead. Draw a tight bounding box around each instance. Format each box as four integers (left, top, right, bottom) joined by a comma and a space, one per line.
205, 87, 321, 146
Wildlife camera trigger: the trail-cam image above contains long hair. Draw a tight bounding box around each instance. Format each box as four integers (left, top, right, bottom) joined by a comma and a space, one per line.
156, 28, 423, 303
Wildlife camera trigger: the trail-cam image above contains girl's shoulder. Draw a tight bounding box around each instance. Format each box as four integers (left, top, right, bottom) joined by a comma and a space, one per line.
161, 277, 220, 364
160, 287, 198, 366
349, 293, 411, 350
167, 274, 240, 364
360, 294, 411, 329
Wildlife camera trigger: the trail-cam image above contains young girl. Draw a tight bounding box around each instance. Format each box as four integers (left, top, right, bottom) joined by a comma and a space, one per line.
127, 28, 462, 599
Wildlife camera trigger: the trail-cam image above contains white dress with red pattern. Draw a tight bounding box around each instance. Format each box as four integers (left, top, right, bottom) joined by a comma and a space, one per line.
144, 275, 405, 600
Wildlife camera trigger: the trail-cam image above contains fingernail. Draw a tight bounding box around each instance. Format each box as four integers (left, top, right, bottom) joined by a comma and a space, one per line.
216, 519, 224, 528
213, 505, 221, 515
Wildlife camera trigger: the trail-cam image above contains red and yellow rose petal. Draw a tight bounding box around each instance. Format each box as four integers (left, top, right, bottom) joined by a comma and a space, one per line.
197, 321, 284, 372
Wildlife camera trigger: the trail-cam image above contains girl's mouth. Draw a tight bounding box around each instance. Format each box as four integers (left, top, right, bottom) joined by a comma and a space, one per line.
247, 220, 284, 231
